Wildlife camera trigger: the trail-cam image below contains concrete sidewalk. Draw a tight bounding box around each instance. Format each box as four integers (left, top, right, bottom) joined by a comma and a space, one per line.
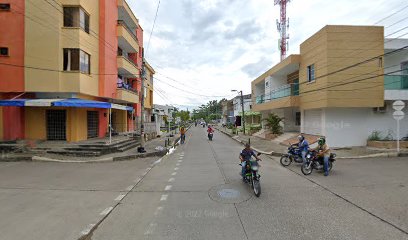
215, 126, 407, 159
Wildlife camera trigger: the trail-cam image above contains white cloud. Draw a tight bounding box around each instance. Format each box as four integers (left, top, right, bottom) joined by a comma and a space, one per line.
129, 0, 407, 110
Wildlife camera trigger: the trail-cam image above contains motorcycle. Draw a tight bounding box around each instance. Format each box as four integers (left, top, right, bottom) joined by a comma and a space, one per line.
208, 132, 213, 141
280, 144, 304, 167
240, 153, 262, 197
301, 150, 336, 175
180, 134, 186, 144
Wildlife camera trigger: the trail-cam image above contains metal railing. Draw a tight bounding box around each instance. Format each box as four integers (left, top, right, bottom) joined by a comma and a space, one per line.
256, 83, 299, 104
384, 75, 408, 90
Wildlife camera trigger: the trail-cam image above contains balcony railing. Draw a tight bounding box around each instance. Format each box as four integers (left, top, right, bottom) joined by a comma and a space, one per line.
256, 83, 299, 104
117, 20, 138, 42
384, 75, 408, 90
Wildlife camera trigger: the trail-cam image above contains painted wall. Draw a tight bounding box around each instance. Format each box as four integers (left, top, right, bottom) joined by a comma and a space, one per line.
99, 0, 118, 98
67, 108, 87, 142
98, 109, 108, 138
0, 108, 3, 140
0, 0, 25, 92
299, 25, 384, 110
2, 107, 24, 140
25, 107, 46, 140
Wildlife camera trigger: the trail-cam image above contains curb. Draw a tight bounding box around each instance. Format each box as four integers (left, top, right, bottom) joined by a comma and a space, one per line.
32, 156, 114, 163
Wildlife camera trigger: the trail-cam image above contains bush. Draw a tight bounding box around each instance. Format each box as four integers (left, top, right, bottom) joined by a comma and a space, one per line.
368, 131, 382, 141
263, 113, 283, 135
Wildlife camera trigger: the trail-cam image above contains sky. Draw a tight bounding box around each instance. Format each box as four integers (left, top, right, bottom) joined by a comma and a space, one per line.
128, 0, 407, 110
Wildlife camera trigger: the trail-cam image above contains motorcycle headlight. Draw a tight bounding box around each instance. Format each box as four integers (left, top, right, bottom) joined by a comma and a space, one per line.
251, 166, 259, 171
307, 154, 311, 158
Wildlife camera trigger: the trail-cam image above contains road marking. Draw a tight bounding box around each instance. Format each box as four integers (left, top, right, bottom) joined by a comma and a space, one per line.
176, 163, 180, 166
146, 167, 152, 171
153, 158, 162, 165
165, 185, 172, 191
171, 172, 177, 176
125, 185, 133, 191
177, 160, 183, 163
100, 207, 114, 216
160, 194, 168, 201
174, 167, 179, 171
134, 177, 141, 183
144, 222, 157, 235
80, 223, 96, 236
154, 206, 163, 216
168, 178, 175, 182
114, 194, 126, 201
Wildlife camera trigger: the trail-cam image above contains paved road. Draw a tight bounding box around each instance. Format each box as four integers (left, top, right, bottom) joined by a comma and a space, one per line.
0, 126, 407, 240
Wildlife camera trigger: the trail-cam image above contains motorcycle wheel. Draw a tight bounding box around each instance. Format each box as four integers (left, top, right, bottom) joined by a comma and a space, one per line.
252, 179, 261, 197
301, 162, 313, 175
280, 155, 292, 167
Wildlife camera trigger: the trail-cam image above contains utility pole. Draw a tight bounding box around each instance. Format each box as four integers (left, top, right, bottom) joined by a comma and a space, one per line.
275, 0, 290, 61
139, 61, 146, 152
240, 91, 246, 135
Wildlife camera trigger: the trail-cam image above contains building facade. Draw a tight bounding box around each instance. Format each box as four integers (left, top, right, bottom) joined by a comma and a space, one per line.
252, 25, 408, 147
0, 0, 149, 142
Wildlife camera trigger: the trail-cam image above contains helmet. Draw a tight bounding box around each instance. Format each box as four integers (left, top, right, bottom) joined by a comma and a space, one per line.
298, 135, 304, 141
245, 143, 251, 148
318, 137, 326, 146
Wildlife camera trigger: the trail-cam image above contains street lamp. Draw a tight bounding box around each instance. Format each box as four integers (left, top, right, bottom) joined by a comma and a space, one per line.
231, 90, 246, 135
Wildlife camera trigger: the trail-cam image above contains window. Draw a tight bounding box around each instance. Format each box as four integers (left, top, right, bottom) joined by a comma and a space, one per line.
63, 49, 90, 74
0, 3, 10, 10
0, 47, 8, 56
63, 7, 89, 33
307, 64, 315, 82
295, 112, 301, 126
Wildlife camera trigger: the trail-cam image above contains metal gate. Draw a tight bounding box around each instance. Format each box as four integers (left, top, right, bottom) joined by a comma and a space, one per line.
46, 110, 66, 140
87, 111, 99, 139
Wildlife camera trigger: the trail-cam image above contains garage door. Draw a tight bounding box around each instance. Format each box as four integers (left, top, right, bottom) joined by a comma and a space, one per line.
303, 109, 322, 135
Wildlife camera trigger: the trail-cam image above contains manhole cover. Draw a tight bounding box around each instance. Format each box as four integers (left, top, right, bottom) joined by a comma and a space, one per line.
218, 189, 240, 199
209, 183, 252, 204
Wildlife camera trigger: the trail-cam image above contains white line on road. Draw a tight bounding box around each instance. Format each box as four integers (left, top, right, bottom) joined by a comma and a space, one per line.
134, 177, 141, 183
168, 178, 175, 182
176, 163, 180, 166
171, 172, 177, 176
154, 206, 163, 216
153, 158, 162, 165
125, 185, 134, 191
160, 194, 168, 201
80, 223, 96, 236
164, 185, 172, 191
177, 160, 183, 163
144, 222, 158, 235
114, 194, 126, 201
100, 207, 114, 216
174, 167, 179, 171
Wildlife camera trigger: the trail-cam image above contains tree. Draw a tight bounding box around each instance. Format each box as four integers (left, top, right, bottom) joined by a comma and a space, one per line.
176, 110, 190, 122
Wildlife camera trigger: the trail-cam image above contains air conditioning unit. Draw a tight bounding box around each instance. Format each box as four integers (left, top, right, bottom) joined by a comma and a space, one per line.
373, 105, 387, 113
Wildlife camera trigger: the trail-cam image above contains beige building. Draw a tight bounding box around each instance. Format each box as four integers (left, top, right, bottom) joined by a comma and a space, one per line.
252, 25, 408, 147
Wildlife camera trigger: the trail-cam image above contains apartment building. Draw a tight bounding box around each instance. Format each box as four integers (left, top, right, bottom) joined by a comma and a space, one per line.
0, 0, 149, 142
143, 60, 155, 123
252, 25, 408, 147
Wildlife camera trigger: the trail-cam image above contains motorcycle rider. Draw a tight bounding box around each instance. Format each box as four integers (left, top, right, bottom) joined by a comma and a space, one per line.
207, 125, 214, 138
313, 137, 331, 176
239, 143, 261, 182
297, 135, 309, 164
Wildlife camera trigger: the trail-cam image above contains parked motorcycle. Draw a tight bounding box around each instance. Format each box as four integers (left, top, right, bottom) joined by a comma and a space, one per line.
240, 153, 262, 197
280, 144, 304, 167
208, 132, 213, 141
301, 150, 336, 175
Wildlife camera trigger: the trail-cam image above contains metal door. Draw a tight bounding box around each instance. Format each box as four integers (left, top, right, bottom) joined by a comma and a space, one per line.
87, 111, 99, 139
46, 110, 66, 140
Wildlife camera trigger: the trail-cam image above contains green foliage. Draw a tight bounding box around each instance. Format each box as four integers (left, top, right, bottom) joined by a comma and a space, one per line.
191, 99, 225, 121
249, 124, 262, 131
175, 110, 190, 122
368, 130, 395, 141
263, 113, 283, 134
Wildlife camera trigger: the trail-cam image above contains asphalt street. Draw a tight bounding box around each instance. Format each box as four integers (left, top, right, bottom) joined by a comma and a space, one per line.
0, 126, 407, 240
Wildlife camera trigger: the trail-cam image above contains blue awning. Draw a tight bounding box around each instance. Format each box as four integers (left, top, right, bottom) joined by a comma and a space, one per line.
0, 99, 27, 107
0, 98, 133, 111
52, 98, 111, 109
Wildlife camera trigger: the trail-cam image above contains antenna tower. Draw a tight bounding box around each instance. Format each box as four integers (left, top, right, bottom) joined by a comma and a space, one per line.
275, 0, 290, 61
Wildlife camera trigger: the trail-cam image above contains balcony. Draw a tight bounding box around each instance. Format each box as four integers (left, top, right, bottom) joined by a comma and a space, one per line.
117, 56, 139, 78
253, 83, 300, 111
384, 75, 408, 100
116, 87, 139, 104
118, 0, 138, 32
117, 20, 139, 53
384, 75, 408, 90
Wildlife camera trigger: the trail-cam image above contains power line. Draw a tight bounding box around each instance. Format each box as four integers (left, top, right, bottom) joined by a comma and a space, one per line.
146, 0, 161, 56
374, 3, 408, 25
